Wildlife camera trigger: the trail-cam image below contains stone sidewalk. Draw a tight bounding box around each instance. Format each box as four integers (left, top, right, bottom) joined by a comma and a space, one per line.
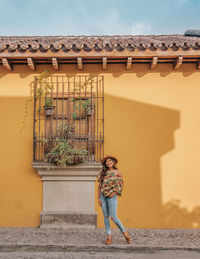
0, 227, 200, 254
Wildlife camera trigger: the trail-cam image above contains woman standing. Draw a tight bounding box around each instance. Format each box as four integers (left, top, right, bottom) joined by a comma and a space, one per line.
97, 155, 130, 245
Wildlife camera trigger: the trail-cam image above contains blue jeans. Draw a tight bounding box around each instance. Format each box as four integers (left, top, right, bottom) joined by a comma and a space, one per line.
100, 194, 125, 235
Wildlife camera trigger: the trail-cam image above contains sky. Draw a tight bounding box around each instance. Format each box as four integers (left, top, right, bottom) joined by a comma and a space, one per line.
0, 0, 199, 36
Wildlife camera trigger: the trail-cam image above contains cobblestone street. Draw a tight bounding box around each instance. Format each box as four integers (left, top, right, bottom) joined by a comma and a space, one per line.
0, 228, 200, 258
1, 228, 200, 247
1, 250, 200, 259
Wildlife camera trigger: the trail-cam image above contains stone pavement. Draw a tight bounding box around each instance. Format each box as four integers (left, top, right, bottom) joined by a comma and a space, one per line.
1, 250, 200, 259
0, 228, 200, 258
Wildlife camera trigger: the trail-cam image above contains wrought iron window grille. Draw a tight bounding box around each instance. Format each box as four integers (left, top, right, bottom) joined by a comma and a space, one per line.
33, 75, 104, 164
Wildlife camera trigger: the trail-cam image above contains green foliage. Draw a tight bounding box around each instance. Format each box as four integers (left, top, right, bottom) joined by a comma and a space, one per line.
82, 99, 92, 110
74, 77, 95, 93
72, 98, 94, 119
71, 77, 95, 120
56, 123, 74, 139
44, 96, 54, 107
36, 70, 54, 109
20, 70, 52, 133
44, 123, 88, 166
72, 112, 78, 120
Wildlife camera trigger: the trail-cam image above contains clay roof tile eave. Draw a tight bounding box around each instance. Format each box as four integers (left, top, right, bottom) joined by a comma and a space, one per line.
0, 34, 200, 53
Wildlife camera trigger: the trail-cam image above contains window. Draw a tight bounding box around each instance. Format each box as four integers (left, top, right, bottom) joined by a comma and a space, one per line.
33, 75, 104, 163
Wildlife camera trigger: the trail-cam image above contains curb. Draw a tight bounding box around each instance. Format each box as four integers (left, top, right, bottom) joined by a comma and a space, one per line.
0, 244, 200, 253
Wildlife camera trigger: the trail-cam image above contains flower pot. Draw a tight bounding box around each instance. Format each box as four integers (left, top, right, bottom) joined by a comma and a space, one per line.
44, 106, 55, 116
86, 106, 95, 116
70, 154, 79, 165
78, 155, 84, 163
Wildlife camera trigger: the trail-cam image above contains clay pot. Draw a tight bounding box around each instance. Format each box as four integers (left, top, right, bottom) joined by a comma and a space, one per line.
44, 106, 55, 116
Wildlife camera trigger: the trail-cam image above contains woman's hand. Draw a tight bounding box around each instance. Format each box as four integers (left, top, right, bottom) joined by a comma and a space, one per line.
98, 198, 102, 207
109, 193, 116, 198
116, 170, 123, 178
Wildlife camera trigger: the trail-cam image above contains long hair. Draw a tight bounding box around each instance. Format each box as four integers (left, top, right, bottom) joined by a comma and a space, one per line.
99, 159, 118, 186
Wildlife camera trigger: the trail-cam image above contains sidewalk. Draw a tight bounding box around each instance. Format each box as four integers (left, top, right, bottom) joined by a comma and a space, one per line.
0, 227, 200, 254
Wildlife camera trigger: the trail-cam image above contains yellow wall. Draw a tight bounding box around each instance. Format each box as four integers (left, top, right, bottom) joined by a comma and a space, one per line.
0, 63, 200, 228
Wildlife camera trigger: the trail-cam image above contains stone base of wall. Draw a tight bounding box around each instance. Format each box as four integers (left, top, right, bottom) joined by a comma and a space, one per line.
40, 211, 97, 229
32, 162, 101, 229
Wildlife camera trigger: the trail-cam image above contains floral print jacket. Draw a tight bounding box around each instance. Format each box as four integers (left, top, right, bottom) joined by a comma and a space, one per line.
97, 170, 124, 197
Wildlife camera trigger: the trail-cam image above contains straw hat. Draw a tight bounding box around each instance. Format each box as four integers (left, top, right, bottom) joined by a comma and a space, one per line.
101, 155, 118, 165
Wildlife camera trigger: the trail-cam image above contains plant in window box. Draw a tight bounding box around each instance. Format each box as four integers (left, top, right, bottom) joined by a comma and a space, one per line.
44, 123, 88, 166
44, 138, 88, 166
44, 96, 55, 116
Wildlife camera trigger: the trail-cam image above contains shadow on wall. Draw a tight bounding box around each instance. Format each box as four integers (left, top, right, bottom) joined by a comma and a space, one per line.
0, 96, 42, 227
0, 63, 197, 81
163, 200, 200, 228
102, 93, 181, 228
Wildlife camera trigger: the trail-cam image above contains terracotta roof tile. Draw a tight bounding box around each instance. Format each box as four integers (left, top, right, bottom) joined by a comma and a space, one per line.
0, 35, 200, 52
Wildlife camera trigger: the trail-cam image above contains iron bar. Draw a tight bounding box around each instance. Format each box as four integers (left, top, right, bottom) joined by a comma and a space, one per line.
38, 80, 41, 161
56, 77, 58, 135
67, 76, 70, 124
33, 77, 37, 161
96, 76, 98, 162
62, 76, 64, 125
102, 76, 104, 159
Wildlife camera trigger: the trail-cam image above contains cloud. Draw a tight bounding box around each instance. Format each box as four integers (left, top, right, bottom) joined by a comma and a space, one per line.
132, 22, 152, 35
90, 10, 152, 35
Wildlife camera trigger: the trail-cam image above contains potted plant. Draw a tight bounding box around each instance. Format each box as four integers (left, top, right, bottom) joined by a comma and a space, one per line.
72, 98, 95, 119
85, 104, 95, 116
44, 123, 88, 166
44, 138, 88, 166
44, 96, 55, 116
35, 71, 54, 115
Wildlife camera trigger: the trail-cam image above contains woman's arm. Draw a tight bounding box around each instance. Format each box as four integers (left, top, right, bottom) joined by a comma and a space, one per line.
116, 170, 123, 179
109, 192, 116, 198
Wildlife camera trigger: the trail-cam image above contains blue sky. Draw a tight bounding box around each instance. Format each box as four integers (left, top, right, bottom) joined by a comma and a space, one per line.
0, 0, 199, 36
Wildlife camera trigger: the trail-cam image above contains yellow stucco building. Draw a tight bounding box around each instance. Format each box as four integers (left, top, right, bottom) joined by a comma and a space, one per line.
1, 34, 200, 228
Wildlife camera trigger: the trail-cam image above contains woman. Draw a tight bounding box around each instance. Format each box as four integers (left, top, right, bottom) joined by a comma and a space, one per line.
97, 155, 130, 245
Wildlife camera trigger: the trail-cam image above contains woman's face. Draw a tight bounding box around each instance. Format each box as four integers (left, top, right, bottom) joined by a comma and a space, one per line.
105, 158, 114, 168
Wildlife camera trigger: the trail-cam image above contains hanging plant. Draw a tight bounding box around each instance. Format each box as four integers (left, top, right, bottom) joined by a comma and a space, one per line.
20, 70, 53, 132
72, 77, 95, 120
72, 98, 95, 119
44, 96, 55, 116
36, 71, 54, 114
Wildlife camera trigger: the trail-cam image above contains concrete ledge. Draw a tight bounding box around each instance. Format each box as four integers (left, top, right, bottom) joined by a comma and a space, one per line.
32, 162, 102, 172
40, 211, 97, 229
